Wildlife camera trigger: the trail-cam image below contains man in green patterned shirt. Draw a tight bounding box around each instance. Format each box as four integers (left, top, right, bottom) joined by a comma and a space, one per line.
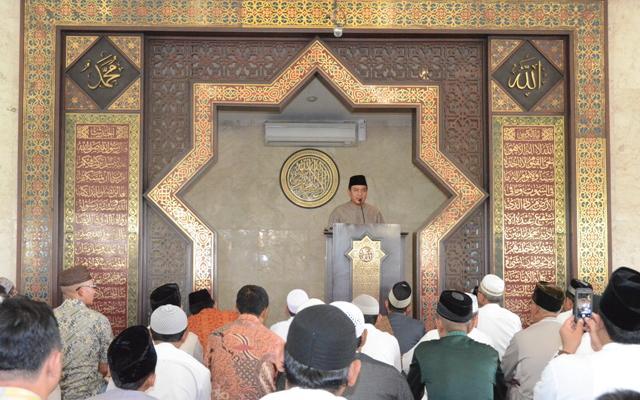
54, 266, 113, 400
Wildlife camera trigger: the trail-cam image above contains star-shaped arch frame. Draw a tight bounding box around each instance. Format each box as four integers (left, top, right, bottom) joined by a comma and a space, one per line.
146, 40, 486, 322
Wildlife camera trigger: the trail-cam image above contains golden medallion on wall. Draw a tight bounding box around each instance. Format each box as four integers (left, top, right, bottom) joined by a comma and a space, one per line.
347, 235, 386, 301
280, 149, 339, 208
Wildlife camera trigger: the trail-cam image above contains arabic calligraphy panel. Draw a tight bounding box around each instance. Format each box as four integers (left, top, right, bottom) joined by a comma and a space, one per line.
63, 113, 140, 332
492, 116, 567, 325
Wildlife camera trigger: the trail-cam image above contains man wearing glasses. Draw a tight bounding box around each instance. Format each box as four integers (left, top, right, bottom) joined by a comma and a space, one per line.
54, 266, 113, 400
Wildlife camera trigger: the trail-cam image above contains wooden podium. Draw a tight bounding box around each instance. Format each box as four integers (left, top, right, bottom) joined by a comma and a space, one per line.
324, 223, 405, 314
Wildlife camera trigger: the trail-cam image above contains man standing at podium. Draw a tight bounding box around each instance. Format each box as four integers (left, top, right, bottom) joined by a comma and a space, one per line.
328, 175, 385, 227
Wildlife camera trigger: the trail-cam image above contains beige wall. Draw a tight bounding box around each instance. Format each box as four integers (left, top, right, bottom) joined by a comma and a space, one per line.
0, 1, 19, 284
184, 111, 447, 324
609, 0, 640, 271
1, 1, 638, 295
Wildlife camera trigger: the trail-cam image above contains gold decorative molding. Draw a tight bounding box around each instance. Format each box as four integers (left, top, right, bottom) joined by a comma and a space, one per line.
65, 35, 99, 68
490, 39, 522, 72
348, 235, 386, 300
146, 40, 485, 322
109, 36, 143, 69
491, 80, 524, 113
576, 137, 608, 293
108, 78, 141, 111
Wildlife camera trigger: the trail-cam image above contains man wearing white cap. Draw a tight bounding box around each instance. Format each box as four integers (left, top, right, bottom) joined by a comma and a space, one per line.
384, 281, 425, 355
401, 292, 494, 374
332, 302, 412, 400
476, 274, 522, 358
352, 294, 402, 372
149, 305, 211, 400
270, 289, 309, 341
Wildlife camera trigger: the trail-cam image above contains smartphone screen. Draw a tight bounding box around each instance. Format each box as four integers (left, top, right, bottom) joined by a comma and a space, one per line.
574, 288, 593, 319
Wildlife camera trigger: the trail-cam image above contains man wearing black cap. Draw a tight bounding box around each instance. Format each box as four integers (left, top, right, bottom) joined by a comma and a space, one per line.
502, 281, 564, 400
534, 267, 640, 399
88, 326, 157, 399
407, 290, 504, 400
384, 281, 425, 354
556, 278, 595, 354
327, 175, 384, 228
261, 304, 362, 399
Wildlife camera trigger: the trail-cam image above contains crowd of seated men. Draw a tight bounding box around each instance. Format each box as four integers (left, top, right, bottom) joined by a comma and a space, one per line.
1, 266, 640, 400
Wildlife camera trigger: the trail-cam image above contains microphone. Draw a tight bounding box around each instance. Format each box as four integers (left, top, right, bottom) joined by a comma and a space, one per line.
360, 204, 365, 224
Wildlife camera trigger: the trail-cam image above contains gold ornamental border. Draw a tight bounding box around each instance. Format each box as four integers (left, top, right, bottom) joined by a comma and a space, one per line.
279, 148, 340, 209
146, 40, 485, 322
20, 1, 609, 314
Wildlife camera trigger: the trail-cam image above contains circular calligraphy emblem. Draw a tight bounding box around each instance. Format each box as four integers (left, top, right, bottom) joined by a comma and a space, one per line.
358, 246, 374, 263
280, 149, 339, 208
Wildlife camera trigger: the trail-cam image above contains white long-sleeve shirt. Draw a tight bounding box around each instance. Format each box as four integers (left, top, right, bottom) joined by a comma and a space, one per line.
361, 323, 402, 372
534, 343, 640, 400
477, 303, 522, 359
149, 343, 211, 400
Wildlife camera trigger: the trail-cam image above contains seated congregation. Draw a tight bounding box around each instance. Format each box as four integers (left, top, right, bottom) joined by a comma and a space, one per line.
1, 266, 640, 400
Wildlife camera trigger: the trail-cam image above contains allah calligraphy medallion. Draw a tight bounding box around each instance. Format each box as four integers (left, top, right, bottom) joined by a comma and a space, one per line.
493, 41, 563, 111
280, 149, 339, 208
67, 36, 140, 109
347, 235, 387, 301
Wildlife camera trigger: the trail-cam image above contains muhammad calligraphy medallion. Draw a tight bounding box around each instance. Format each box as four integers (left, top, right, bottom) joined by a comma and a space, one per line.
347, 235, 387, 301
280, 149, 339, 208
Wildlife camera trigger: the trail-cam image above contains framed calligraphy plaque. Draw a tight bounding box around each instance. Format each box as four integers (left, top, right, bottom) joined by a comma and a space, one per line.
279, 149, 340, 208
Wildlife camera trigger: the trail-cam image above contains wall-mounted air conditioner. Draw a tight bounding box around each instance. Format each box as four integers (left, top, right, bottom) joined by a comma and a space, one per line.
264, 121, 365, 147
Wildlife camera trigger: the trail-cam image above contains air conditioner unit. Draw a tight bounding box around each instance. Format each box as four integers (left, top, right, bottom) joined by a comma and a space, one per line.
264, 121, 360, 147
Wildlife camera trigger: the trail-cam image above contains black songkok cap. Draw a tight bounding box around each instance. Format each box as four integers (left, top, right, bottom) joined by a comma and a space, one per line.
389, 281, 412, 309
109, 325, 157, 388
599, 267, 640, 331
348, 175, 367, 188
189, 289, 214, 315
532, 281, 565, 312
437, 290, 472, 323
567, 278, 593, 298
150, 283, 181, 311
286, 304, 356, 370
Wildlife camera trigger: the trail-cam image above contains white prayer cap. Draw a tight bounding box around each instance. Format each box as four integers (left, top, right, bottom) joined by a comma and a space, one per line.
150, 305, 188, 335
353, 294, 379, 316
466, 292, 479, 314
0, 277, 14, 294
287, 289, 309, 314
331, 301, 365, 338
296, 298, 325, 313
479, 274, 505, 297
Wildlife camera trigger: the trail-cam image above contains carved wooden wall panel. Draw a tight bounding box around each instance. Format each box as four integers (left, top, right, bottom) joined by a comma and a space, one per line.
327, 40, 487, 291
142, 208, 191, 322
143, 39, 308, 309
443, 207, 486, 292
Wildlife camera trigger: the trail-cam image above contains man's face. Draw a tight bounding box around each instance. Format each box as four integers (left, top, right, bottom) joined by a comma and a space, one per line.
77, 280, 97, 305
349, 185, 368, 205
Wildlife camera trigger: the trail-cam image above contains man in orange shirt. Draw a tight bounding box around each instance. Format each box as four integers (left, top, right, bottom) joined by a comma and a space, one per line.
187, 289, 238, 348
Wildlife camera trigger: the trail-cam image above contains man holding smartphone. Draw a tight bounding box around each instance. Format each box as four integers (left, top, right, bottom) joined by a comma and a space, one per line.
556, 279, 595, 354
534, 267, 640, 399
